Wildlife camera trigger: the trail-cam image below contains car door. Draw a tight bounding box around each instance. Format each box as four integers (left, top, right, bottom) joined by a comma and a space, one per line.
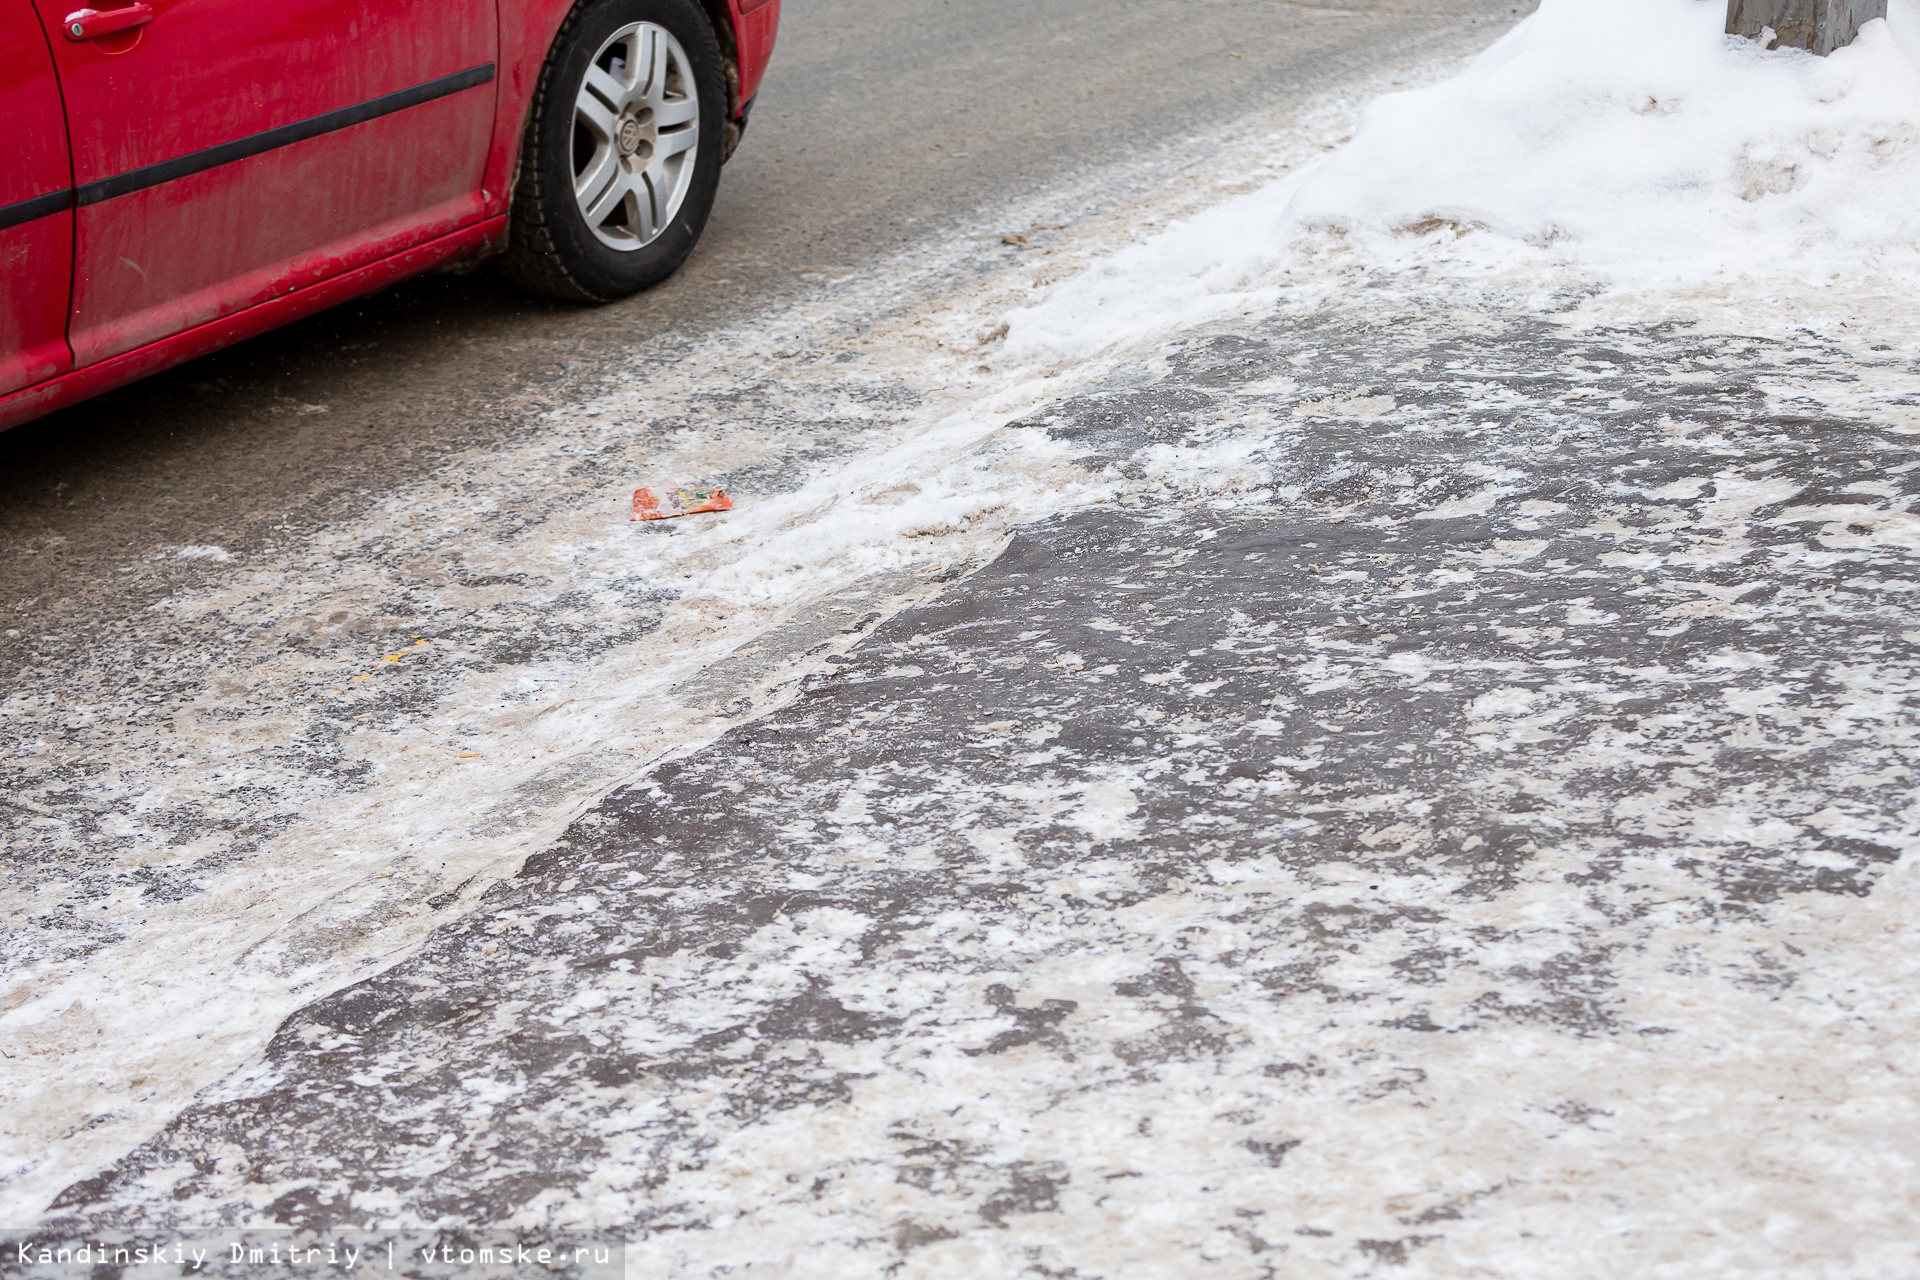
1, 0, 75, 398
33, 0, 498, 369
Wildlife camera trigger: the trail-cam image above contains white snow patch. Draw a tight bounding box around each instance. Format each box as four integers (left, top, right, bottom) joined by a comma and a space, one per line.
1291, 0, 1920, 295
999, 174, 1306, 364
1067, 782, 1143, 842
1415, 485, 1513, 520
1469, 685, 1540, 718
1294, 393, 1395, 421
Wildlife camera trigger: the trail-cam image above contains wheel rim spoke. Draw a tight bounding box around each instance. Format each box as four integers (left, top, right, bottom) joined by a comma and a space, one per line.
581, 169, 632, 228
656, 126, 697, 160
640, 26, 666, 98
653, 97, 697, 129
635, 175, 660, 242
573, 89, 619, 143
574, 144, 619, 208
581, 61, 631, 115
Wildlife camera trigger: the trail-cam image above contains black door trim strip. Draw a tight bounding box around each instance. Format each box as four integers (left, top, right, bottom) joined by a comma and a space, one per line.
0, 62, 493, 232
71, 62, 496, 209
0, 187, 75, 233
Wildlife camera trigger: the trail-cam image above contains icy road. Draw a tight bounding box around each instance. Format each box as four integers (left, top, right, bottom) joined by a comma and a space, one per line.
9, 0, 1920, 1276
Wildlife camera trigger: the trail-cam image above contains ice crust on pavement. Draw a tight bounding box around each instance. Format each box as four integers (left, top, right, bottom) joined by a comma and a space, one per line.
0, 71, 1354, 1222
1008, 0, 1920, 361
12, 3, 1920, 1269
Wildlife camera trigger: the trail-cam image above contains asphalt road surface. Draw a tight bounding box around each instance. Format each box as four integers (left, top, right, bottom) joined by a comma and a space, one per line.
0, 0, 1520, 639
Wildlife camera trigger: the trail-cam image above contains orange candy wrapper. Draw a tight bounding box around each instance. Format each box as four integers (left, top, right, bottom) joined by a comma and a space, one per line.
631, 486, 733, 521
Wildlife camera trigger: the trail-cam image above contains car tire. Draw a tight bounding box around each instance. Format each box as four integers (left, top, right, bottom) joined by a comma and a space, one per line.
496, 0, 726, 302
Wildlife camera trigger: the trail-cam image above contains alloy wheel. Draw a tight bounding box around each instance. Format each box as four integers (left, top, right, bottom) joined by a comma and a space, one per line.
570, 21, 699, 251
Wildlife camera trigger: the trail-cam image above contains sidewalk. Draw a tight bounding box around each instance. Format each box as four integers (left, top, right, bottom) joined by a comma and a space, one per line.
45, 294, 1920, 1276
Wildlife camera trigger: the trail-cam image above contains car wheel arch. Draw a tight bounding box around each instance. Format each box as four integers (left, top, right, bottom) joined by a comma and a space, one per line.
692, 0, 745, 157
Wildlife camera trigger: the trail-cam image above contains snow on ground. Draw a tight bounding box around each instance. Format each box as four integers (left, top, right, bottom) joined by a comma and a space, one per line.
12, 0, 1920, 1247
1004, 0, 1920, 362
46, 271, 1920, 1278
1298, 0, 1920, 289
0, 60, 1413, 1223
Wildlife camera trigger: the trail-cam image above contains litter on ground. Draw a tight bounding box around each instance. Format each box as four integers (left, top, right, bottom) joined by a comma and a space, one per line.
631, 486, 733, 521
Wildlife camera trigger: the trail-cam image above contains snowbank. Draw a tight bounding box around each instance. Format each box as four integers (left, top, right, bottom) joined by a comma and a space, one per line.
1299, 0, 1920, 284
1007, 0, 1920, 361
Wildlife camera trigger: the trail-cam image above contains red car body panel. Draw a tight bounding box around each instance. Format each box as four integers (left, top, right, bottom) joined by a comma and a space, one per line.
733, 0, 779, 103
2, 0, 75, 398
0, 0, 778, 431
32, 0, 498, 365
0, 216, 507, 427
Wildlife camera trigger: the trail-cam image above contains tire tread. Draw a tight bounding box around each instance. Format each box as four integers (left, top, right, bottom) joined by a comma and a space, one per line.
495, 0, 605, 301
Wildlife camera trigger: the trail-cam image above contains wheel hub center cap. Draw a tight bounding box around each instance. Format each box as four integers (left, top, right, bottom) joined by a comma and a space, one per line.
616, 117, 644, 157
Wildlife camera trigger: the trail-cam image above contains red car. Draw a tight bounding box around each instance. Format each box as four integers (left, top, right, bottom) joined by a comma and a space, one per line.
0, 0, 779, 430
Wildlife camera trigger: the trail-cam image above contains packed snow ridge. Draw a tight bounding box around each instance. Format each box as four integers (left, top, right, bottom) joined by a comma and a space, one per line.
1007, 0, 1920, 361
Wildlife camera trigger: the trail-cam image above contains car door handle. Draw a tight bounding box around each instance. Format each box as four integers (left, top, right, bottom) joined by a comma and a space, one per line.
63, 3, 154, 40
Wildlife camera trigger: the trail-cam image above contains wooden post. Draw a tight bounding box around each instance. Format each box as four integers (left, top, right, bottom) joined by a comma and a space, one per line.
1727, 0, 1887, 55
